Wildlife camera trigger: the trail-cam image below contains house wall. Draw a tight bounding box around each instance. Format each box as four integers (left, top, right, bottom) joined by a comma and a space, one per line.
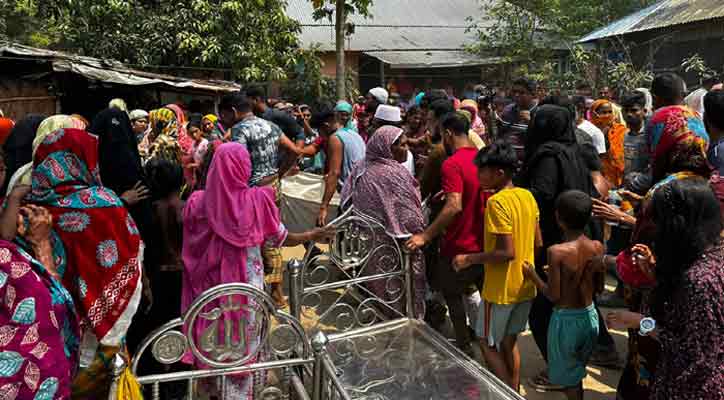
0, 61, 58, 120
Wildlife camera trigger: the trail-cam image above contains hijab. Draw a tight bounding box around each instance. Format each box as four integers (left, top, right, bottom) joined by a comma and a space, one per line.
89, 108, 145, 195
341, 126, 422, 238
2, 114, 45, 192
165, 104, 193, 154
0, 117, 15, 145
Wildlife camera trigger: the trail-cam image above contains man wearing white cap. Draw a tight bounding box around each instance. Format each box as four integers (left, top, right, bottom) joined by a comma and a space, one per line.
371, 105, 415, 175
366, 87, 389, 116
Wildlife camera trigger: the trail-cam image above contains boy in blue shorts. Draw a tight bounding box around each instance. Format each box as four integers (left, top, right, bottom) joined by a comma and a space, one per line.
453, 140, 541, 392
523, 190, 604, 400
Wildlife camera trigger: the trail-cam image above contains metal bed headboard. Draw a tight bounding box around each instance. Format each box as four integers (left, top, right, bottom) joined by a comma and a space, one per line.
111, 283, 315, 400
286, 206, 417, 334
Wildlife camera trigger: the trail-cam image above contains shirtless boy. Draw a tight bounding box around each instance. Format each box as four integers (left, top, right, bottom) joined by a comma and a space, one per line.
523, 190, 604, 400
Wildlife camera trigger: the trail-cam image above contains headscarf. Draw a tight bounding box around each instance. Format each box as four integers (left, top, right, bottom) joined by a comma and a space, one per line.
461, 99, 485, 134
335, 101, 353, 114
146, 108, 183, 164
341, 126, 422, 237
525, 104, 577, 162
70, 114, 89, 130
7, 115, 77, 193
0, 117, 15, 145
128, 109, 149, 121
635, 87, 654, 117
165, 104, 193, 154
2, 114, 45, 193
108, 98, 127, 112
202, 114, 225, 141
684, 88, 707, 117
28, 128, 142, 346
647, 105, 710, 182
182, 143, 281, 364
89, 108, 145, 194
591, 99, 627, 187
414, 92, 425, 106
0, 240, 79, 399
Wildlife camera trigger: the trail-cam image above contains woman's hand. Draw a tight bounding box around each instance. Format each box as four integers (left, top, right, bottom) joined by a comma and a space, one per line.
20, 205, 53, 246
631, 243, 656, 280
606, 310, 643, 331
619, 190, 643, 204
121, 181, 150, 206
307, 226, 336, 243
8, 185, 31, 203
592, 198, 634, 225
452, 254, 471, 272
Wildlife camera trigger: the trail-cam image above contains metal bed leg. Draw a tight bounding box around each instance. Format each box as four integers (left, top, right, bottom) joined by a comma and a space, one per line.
287, 259, 303, 321
311, 332, 329, 400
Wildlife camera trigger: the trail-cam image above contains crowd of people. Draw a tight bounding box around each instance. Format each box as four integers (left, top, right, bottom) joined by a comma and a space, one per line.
0, 71, 722, 400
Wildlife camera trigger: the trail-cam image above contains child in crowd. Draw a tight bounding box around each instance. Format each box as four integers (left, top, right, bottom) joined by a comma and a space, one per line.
524, 190, 604, 400
453, 140, 541, 392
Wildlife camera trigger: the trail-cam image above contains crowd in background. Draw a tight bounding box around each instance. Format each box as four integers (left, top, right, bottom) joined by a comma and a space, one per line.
0, 71, 722, 400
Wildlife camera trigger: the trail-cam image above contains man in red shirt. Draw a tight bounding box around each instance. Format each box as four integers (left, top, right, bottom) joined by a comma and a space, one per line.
407, 111, 487, 352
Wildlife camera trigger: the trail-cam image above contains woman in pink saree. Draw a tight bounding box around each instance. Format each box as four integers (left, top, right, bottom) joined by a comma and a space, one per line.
340, 126, 427, 318
181, 143, 329, 398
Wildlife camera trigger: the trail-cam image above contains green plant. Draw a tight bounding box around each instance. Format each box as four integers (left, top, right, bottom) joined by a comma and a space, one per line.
681, 54, 718, 86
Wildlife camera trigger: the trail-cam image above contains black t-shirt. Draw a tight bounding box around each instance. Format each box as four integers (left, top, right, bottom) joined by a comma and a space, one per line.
262, 108, 304, 142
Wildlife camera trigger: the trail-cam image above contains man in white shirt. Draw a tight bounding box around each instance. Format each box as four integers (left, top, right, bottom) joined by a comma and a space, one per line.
574, 96, 606, 155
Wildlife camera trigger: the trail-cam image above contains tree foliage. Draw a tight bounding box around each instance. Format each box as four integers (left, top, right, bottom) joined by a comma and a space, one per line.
0, 0, 302, 82
468, 0, 656, 68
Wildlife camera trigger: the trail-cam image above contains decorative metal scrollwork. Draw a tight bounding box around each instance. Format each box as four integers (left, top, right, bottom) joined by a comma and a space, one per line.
151, 330, 187, 365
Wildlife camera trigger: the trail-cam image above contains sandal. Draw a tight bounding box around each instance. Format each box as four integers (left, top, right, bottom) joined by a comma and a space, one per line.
528, 371, 564, 391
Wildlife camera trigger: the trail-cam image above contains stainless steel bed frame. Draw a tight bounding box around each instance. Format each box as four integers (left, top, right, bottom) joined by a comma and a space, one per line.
113, 206, 524, 400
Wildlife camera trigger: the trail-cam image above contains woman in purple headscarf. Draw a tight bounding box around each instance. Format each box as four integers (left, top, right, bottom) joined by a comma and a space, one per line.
340, 126, 427, 318
181, 143, 330, 399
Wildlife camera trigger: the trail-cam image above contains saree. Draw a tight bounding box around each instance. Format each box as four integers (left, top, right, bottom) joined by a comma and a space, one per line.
0, 240, 79, 400
145, 108, 183, 165
182, 143, 285, 399
340, 126, 427, 318
28, 128, 142, 398
165, 104, 193, 155
591, 100, 627, 187
615, 105, 710, 400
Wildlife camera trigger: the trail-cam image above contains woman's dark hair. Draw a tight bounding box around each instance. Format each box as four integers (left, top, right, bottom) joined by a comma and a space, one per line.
144, 159, 184, 199
650, 178, 722, 321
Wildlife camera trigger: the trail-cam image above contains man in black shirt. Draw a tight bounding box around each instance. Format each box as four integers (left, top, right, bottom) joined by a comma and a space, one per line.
246, 86, 306, 147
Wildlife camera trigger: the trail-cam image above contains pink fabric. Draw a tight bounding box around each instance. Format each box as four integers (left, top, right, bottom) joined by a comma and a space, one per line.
165, 104, 194, 154
181, 143, 282, 365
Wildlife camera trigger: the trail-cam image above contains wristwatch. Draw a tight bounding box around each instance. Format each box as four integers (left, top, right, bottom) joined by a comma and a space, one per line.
639, 317, 656, 336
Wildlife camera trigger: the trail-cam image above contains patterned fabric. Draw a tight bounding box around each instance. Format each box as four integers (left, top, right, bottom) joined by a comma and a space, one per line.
591, 100, 627, 187
230, 115, 281, 186
0, 240, 79, 400
651, 239, 724, 400
164, 104, 193, 155
182, 144, 286, 399
28, 128, 142, 346
340, 126, 427, 317
145, 108, 183, 164
647, 105, 710, 182
262, 177, 284, 286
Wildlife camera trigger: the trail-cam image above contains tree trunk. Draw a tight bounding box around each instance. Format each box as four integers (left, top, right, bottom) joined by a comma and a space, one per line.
335, 0, 346, 100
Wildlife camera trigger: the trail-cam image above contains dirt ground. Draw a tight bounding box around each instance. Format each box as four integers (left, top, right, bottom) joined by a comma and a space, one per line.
281, 244, 626, 400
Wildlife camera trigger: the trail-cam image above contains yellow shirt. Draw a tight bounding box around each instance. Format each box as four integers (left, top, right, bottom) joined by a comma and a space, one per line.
482, 187, 539, 304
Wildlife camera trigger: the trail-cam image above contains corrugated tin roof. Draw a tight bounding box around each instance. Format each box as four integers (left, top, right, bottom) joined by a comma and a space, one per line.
286, 0, 489, 52
0, 42, 241, 93
364, 50, 503, 69
579, 0, 724, 42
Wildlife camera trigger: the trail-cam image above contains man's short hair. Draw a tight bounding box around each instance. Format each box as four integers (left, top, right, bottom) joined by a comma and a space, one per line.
555, 190, 592, 230
245, 85, 266, 100
651, 73, 686, 104
219, 92, 252, 113
309, 109, 336, 130
440, 111, 470, 136
513, 78, 538, 94
474, 139, 518, 174
704, 90, 724, 131
620, 91, 647, 109
430, 99, 455, 120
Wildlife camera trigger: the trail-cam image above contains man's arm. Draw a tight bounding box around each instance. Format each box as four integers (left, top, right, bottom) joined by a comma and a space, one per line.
299, 142, 320, 157
405, 192, 462, 250
453, 233, 514, 270
318, 135, 343, 226
278, 134, 301, 156
534, 223, 543, 261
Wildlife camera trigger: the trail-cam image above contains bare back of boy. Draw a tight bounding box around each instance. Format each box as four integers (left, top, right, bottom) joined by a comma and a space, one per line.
548, 236, 604, 309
